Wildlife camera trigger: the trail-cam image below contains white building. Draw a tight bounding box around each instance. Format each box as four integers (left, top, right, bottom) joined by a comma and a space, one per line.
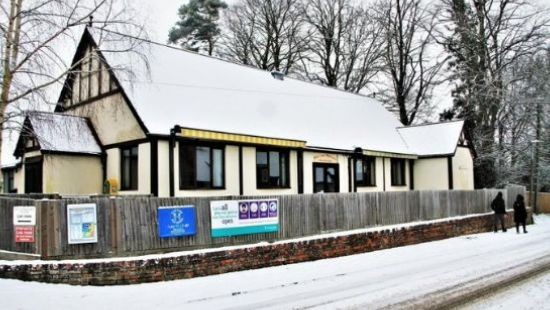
2, 29, 474, 196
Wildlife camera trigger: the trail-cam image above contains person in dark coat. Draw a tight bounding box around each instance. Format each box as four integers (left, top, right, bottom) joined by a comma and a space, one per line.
513, 194, 528, 234
491, 192, 507, 232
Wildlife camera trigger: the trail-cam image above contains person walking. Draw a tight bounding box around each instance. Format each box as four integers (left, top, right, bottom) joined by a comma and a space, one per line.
491, 192, 507, 232
513, 194, 528, 234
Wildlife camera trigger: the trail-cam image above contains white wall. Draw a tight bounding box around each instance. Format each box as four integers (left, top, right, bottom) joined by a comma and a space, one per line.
157, 141, 170, 197
356, 157, 385, 193
453, 146, 474, 190
414, 157, 449, 190
106, 142, 151, 195
302, 151, 350, 194
242, 147, 299, 195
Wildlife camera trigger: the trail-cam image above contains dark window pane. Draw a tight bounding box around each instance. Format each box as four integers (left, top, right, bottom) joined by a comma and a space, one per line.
121, 146, 138, 190
196, 146, 211, 187
180, 143, 224, 189
256, 149, 289, 188
355, 160, 364, 182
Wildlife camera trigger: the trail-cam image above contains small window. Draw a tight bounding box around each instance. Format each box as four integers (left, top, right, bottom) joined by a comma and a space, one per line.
256, 149, 289, 188
355, 157, 376, 187
3, 170, 15, 193
180, 143, 224, 189
391, 158, 406, 186
121, 146, 139, 190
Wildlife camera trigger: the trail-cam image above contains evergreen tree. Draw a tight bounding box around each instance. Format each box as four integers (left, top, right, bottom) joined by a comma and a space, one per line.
169, 0, 228, 56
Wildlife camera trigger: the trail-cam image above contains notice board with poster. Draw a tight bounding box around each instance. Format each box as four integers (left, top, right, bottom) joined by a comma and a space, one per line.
210, 199, 279, 237
13, 206, 36, 243
67, 203, 98, 244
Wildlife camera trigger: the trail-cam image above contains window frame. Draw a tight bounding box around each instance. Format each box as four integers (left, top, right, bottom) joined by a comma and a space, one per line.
179, 141, 225, 190
355, 156, 376, 187
120, 145, 139, 191
390, 158, 407, 186
256, 148, 291, 189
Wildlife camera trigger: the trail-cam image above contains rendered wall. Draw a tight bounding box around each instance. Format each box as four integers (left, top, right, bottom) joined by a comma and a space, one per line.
106, 143, 151, 195
413, 158, 449, 191
452, 146, 474, 190
157, 141, 170, 197
302, 152, 350, 194
42, 155, 102, 195
242, 147, 299, 195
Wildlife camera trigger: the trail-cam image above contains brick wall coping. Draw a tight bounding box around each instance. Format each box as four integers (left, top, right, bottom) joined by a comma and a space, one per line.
0, 210, 503, 267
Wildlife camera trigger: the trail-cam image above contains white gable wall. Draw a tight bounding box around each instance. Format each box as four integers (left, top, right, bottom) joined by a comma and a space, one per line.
43, 155, 102, 195
414, 158, 449, 191
453, 146, 474, 190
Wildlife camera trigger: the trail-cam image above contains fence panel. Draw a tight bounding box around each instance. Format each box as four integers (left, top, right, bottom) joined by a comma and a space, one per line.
0, 188, 525, 259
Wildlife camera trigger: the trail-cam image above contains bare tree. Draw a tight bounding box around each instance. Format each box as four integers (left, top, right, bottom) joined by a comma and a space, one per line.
221, 0, 305, 73
0, 0, 148, 168
438, 0, 549, 188
376, 0, 446, 125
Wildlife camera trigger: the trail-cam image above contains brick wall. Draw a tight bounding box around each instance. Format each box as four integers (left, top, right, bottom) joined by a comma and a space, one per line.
0, 211, 530, 286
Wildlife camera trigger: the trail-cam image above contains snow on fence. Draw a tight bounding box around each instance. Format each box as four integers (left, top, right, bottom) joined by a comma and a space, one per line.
0, 186, 525, 259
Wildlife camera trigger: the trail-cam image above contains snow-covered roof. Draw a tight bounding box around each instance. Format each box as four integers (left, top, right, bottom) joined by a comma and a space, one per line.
397, 120, 464, 157
91, 30, 413, 155
24, 112, 102, 155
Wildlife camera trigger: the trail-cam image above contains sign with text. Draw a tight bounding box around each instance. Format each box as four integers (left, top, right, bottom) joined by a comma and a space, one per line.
210, 199, 279, 238
15, 226, 35, 243
67, 204, 98, 244
158, 205, 197, 238
13, 206, 36, 226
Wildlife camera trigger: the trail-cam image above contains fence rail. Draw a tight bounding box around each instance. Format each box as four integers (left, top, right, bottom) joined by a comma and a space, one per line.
0, 186, 525, 259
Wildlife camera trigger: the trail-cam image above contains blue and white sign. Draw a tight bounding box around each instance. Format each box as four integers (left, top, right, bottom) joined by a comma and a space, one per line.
210, 199, 279, 238
158, 205, 197, 238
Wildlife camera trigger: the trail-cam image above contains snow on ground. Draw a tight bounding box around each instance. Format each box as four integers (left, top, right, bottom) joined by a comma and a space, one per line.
0, 215, 549, 310
462, 270, 550, 310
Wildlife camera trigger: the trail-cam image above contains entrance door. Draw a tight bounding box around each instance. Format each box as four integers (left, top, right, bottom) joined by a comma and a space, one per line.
25, 158, 43, 194
313, 163, 339, 193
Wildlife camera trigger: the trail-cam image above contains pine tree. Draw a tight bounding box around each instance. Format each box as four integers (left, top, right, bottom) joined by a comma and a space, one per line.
169, 0, 228, 56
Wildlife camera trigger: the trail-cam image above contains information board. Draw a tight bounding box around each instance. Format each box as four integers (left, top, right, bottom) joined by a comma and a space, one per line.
210, 199, 279, 238
157, 205, 197, 238
67, 203, 98, 244
13, 206, 36, 226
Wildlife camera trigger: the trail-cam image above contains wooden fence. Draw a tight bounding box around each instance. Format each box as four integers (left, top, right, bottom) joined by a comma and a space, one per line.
0, 186, 525, 260
526, 192, 550, 213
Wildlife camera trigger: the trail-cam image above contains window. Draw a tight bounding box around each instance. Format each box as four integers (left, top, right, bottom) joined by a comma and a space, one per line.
180, 143, 224, 189
391, 158, 406, 186
256, 149, 289, 188
3, 170, 15, 193
355, 157, 376, 187
121, 146, 139, 190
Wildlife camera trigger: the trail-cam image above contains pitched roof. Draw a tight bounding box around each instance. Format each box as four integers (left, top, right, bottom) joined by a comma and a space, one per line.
17, 112, 102, 156
397, 120, 464, 157
88, 30, 413, 155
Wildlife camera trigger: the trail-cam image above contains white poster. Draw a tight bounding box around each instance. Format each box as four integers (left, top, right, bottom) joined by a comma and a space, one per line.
67, 203, 98, 244
13, 206, 36, 226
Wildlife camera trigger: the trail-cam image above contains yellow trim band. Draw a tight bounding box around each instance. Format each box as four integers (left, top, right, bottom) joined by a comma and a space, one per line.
180, 128, 306, 148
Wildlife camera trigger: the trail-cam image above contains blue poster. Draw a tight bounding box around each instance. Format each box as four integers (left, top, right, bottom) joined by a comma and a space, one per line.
158, 205, 197, 238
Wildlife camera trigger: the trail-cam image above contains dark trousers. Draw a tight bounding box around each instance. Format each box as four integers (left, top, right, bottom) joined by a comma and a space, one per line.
494, 214, 506, 232
516, 220, 527, 233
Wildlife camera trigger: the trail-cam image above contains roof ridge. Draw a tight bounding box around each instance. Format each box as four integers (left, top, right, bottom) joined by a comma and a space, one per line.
396, 119, 464, 129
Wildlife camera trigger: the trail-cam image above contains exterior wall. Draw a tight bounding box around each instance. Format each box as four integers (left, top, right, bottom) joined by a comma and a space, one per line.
65, 93, 146, 146
453, 146, 474, 190
14, 167, 23, 194
157, 141, 170, 197
42, 155, 102, 195
356, 157, 385, 193
174, 144, 240, 197
106, 143, 151, 195
413, 158, 449, 191
302, 151, 350, 194
384, 158, 410, 192
242, 147, 299, 195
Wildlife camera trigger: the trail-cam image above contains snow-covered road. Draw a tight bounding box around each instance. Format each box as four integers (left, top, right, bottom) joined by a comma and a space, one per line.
1, 215, 549, 310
